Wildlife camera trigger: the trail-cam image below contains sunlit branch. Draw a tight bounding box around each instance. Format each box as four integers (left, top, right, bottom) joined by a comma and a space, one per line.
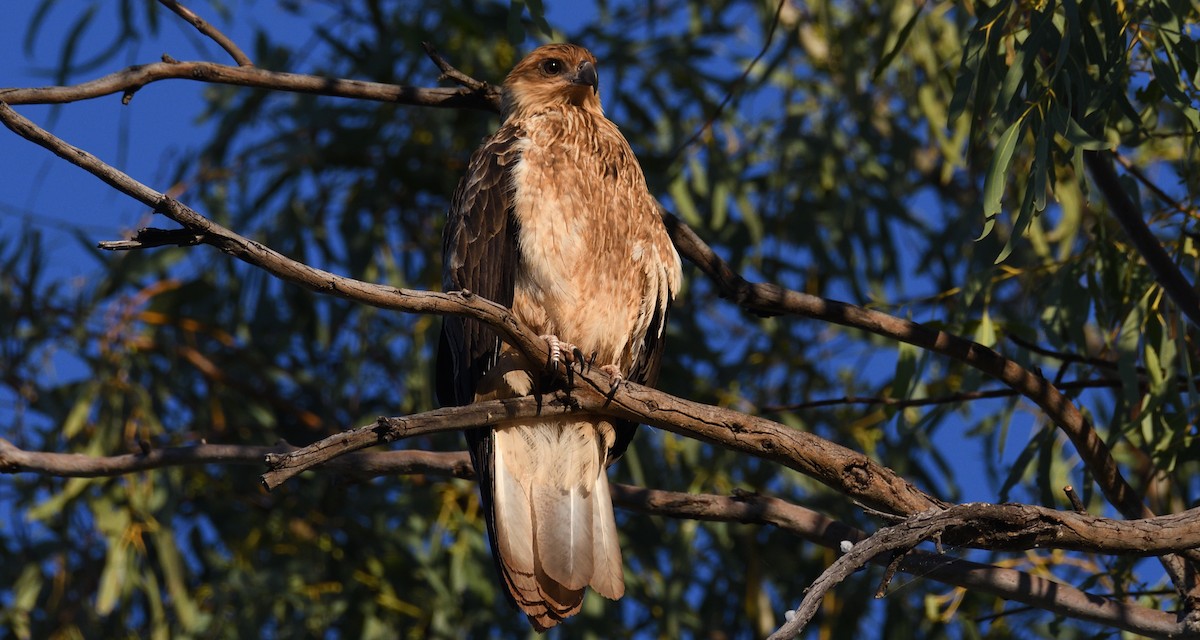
662, 212, 1160, 517
0, 60, 500, 111
0, 436, 1189, 638
158, 0, 254, 67
0, 102, 940, 517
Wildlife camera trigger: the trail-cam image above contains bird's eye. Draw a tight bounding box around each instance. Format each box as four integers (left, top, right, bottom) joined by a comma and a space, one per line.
540, 59, 564, 75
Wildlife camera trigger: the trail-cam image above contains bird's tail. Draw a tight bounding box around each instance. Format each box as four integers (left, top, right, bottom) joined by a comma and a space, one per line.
490, 419, 625, 631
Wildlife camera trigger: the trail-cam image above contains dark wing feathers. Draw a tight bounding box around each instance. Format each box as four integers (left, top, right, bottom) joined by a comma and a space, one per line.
436, 125, 523, 609
437, 124, 523, 409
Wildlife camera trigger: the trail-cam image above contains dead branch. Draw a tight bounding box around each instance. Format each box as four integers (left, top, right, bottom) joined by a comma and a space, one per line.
1, 436, 1190, 638
158, 0, 254, 67
0, 101, 946, 517
0, 60, 500, 111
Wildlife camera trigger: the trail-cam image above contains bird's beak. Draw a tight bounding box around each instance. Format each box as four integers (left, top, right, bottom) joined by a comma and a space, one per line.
572, 61, 599, 94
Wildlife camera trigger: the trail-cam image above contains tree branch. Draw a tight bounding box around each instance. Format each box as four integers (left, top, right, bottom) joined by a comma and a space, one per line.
0, 59, 501, 111
661, 213, 1152, 518
158, 0, 254, 67
1, 437, 1190, 638
1085, 150, 1200, 329
0, 100, 950, 517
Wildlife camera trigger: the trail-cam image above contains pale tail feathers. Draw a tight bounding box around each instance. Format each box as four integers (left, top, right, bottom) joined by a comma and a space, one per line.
588, 468, 625, 599
492, 433, 534, 574
490, 421, 624, 629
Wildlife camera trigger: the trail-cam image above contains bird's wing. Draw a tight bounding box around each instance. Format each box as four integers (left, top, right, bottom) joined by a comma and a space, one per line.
437, 123, 523, 408
436, 124, 523, 600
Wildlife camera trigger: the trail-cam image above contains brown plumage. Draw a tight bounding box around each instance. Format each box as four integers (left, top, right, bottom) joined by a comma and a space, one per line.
436, 44, 682, 630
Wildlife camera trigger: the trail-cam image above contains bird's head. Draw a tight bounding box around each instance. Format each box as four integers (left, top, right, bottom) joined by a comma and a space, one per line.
502, 44, 603, 120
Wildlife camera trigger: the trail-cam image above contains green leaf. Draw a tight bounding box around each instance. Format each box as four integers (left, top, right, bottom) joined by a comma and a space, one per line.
95, 540, 128, 615
994, 173, 1036, 264
62, 382, 98, 439
982, 117, 1025, 219
873, 3, 923, 79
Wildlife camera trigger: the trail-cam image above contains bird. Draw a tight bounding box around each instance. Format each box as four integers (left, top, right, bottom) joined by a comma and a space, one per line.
436, 43, 682, 630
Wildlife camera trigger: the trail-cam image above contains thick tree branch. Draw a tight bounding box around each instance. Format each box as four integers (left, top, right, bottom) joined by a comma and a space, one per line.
1, 437, 1190, 638
661, 212, 1153, 524
259, 388, 941, 515
1085, 150, 1200, 329
664, 210, 1200, 599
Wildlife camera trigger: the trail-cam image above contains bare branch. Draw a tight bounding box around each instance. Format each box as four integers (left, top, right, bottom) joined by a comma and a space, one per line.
0, 60, 501, 111
672, 0, 788, 156
763, 378, 1120, 413
661, 210, 1163, 526
769, 502, 1200, 639
2, 437, 1190, 638
421, 42, 491, 92
0, 100, 950, 517
260, 386, 942, 515
158, 0, 254, 67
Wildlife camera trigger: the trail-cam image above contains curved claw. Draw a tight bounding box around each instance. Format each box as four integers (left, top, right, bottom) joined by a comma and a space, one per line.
600, 364, 625, 397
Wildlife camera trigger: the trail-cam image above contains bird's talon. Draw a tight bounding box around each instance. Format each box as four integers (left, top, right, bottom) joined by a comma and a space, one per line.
600, 364, 625, 394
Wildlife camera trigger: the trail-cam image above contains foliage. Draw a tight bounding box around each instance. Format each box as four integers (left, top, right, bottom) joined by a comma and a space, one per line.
2, 0, 1199, 638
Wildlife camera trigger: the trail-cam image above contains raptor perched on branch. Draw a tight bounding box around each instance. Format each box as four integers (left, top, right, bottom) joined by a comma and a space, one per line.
436, 43, 682, 630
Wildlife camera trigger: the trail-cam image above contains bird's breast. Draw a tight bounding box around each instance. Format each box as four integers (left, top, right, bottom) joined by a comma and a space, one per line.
507, 115, 679, 370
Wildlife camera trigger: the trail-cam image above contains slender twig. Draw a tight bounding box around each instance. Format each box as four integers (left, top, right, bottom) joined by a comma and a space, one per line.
671, 0, 788, 157
762, 378, 1120, 413
1064, 486, 1088, 514
1085, 150, 1200, 329
1007, 333, 1117, 369
0, 60, 502, 111
421, 42, 491, 92
158, 0, 254, 67
1115, 151, 1199, 220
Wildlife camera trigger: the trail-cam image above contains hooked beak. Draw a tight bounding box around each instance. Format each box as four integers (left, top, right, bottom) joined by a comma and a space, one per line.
571, 60, 599, 94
